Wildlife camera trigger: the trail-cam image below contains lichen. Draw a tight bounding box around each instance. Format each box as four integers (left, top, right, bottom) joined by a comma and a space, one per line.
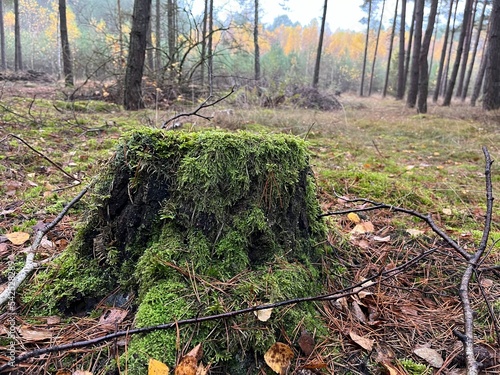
22, 128, 328, 373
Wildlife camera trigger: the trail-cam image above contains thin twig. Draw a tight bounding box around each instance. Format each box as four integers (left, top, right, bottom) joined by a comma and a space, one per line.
0, 248, 435, 371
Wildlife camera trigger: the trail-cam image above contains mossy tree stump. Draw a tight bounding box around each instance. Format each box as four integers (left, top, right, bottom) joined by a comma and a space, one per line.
24, 129, 328, 374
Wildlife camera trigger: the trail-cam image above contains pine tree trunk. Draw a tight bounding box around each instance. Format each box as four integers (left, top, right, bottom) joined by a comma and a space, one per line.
433, 0, 454, 102
207, 0, 214, 94
313, 0, 328, 88
167, 0, 176, 82
0, 0, 6, 70
471, 22, 489, 107
117, 0, 124, 65
443, 0, 474, 106
59, 0, 74, 87
200, 0, 208, 88
483, 0, 500, 110
14, 0, 22, 71
155, 0, 161, 83
254, 0, 260, 82
403, 2, 417, 94
406, 0, 424, 108
455, 0, 477, 98
383, 0, 399, 97
360, 0, 372, 96
396, 0, 407, 99
462, 0, 486, 101
368, 0, 386, 95
417, 0, 438, 113
441, 0, 459, 96
123, 0, 152, 110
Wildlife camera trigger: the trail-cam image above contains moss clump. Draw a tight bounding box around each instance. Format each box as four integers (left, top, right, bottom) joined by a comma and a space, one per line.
22, 128, 327, 373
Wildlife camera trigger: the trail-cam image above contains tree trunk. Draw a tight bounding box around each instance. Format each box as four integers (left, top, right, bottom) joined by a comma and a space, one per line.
471, 22, 489, 107
483, 0, 500, 110
441, 0, 459, 96
406, 0, 424, 108
0, 0, 6, 70
360, 0, 372, 96
200, 0, 208, 88
123, 0, 152, 110
462, 0, 486, 101
59, 0, 74, 87
368, 0, 386, 95
117, 0, 124, 65
155, 0, 161, 83
396, 0, 407, 99
313, 0, 328, 88
403, 2, 417, 94
254, 0, 260, 82
207, 0, 214, 94
146, 21, 154, 72
14, 0, 22, 71
443, 0, 474, 106
417, 0, 439, 113
167, 0, 176, 81
455, 0, 477, 98
433, 0, 454, 102
383, 0, 399, 97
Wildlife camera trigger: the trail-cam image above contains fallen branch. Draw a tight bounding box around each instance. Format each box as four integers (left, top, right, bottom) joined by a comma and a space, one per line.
161, 87, 235, 129
0, 185, 89, 307
0, 247, 435, 371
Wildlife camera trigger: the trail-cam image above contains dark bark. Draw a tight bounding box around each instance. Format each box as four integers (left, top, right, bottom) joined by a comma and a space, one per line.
360, 0, 372, 96
14, 0, 22, 71
368, 0, 386, 95
254, 0, 260, 81
455, 0, 478, 98
403, 2, 417, 94
441, 0, 459, 96
313, 0, 328, 88
207, 0, 214, 94
146, 21, 154, 71
462, 0, 487, 101
59, 0, 74, 87
123, 0, 152, 110
0, 0, 5, 70
155, 0, 161, 82
433, 0, 454, 102
383, 0, 399, 97
443, 0, 474, 106
396, 0, 407, 99
471, 22, 489, 107
406, 0, 424, 108
483, 0, 500, 110
117, 0, 124, 65
200, 0, 208, 88
417, 0, 439, 113
167, 0, 176, 81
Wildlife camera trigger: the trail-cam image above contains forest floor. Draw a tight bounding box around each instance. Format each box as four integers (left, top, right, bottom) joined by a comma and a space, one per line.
0, 79, 499, 374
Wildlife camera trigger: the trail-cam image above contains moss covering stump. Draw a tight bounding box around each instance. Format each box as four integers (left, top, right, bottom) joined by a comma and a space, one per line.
23, 129, 328, 374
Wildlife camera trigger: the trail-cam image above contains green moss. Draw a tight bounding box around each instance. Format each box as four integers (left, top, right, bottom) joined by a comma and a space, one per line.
399, 359, 431, 375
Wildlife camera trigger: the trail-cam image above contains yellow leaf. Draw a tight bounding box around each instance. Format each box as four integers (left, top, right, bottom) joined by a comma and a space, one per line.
254, 308, 273, 322
347, 212, 361, 223
5, 232, 30, 245
264, 342, 294, 374
175, 356, 197, 375
148, 358, 170, 375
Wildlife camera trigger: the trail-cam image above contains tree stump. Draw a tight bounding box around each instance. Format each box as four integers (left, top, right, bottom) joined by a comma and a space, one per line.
24, 129, 328, 374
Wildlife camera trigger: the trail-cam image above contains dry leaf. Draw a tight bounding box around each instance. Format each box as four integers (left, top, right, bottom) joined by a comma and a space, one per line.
175, 356, 197, 375
0, 243, 9, 257
373, 235, 390, 242
46, 316, 61, 325
349, 331, 374, 352
413, 347, 443, 368
254, 308, 273, 322
55, 370, 71, 375
148, 358, 170, 375
5, 232, 30, 245
406, 228, 424, 237
72, 371, 93, 375
264, 342, 294, 374
195, 363, 209, 375
19, 326, 52, 341
380, 362, 405, 375
480, 278, 494, 288
442, 208, 452, 215
99, 308, 128, 330
186, 344, 203, 361
350, 301, 367, 323
347, 212, 361, 223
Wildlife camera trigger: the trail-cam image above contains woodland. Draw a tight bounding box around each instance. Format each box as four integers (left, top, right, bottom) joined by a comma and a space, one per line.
0, 0, 499, 375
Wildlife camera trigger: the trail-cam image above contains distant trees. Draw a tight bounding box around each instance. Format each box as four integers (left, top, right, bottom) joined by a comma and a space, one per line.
312, 0, 328, 88
0, 0, 5, 70
123, 0, 152, 110
14, 0, 22, 71
59, 0, 73, 87
359, 0, 372, 96
483, 0, 500, 110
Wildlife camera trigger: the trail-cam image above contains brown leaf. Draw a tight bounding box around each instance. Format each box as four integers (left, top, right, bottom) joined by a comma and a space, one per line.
72, 371, 93, 375
413, 347, 443, 368
350, 300, 367, 323
380, 361, 405, 375
5, 232, 30, 245
46, 316, 61, 325
264, 342, 294, 374
55, 370, 71, 375
19, 326, 52, 342
99, 308, 128, 330
349, 331, 374, 352
0, 243, 9, 257
185, 343, 203, 361
148, 358, 170, 375
298, 330, 315, 356
175, 356, 197, 375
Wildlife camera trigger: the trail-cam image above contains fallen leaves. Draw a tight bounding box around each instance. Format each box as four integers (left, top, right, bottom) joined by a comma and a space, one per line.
264, 342, 294, 374
413, 346, 443, 368
5, 231, 30, 245
254, 307, 273, 322
348, 331, 374, 352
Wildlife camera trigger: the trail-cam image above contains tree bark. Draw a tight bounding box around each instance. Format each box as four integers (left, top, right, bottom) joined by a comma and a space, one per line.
155, 0, 161, 83
254, 0, 260, 82
443, 0, 474, 106
117, 0, 124, 65
441, 0, 459, 96
167, 0, 176, 81
406, 0, 424, 108
59, 0, 74, 87
433, 0, 454, 102
417, 0, 439, 113
455, 0, 477, 98
483, 0, 500, 110
396, 0, 407, 99
313, 0, 328, 88
471, 21, 489, 107
360, 0, 372, 96
369, 0, 386, 95
207, 0, 214, 94
383, 0, 399, 97
403, 2, 417, 95
14, 0, 22, 71
0, 0, 5, 70
462, 0, 486, 101
200, 0, 208, 88
123, 0, 152, 110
